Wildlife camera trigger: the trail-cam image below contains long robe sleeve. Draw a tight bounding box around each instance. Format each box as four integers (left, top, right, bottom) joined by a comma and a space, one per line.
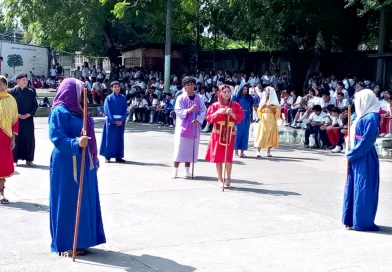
120, 98, 128, 123
49, 109, 80, 156
196, 102, 206, 124
347, 116, 379, 162
233, 102, 245, 124
174, 97, 188, 119
104, 96, 115, 124
29, 91, 38, 117
206, 104, 220, 124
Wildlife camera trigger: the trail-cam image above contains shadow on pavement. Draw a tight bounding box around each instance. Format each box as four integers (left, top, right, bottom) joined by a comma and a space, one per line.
228, 187, 301, 196
374, 226, 392, 235
112, 161, 170, 167
196, 176, 262, 186
255, 156, 319, 162
1, 201, 49, 212
77, 248, 196, 272
16, 164, 50, 170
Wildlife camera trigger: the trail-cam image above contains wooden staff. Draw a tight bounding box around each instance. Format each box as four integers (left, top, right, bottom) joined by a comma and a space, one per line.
222, 102, 232, 192
346, 105, 352, 183
192, 110, 196, 179
72, 88, 88, 261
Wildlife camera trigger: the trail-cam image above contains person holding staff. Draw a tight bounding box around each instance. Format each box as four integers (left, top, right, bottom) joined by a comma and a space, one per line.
205, 84, 244, 188
342, 89, 381, 231
49, 78, 106, 255
171, 76, 206, 179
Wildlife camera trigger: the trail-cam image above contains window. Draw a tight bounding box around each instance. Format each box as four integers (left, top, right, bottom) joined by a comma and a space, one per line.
124, 57, 141, 68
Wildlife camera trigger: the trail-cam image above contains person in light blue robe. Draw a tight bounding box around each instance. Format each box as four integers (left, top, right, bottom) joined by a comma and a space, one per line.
342, 89, 380, 231
233, 83, 253, 158
99, 81, 128, 163
49, 78, 106, 255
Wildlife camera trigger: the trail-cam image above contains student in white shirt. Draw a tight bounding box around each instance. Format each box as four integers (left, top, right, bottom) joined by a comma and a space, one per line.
50, 65, 57, 81
333, 82, 349, 100
90, 65, 97, 82
288, 91, 302, 125
81, 63, 90, 78
261, 71, 271, 87
336, 92, 349, 110
320, 91, 337, 111
97, 65, 106, 80
128, 94, 149, 122
304, 105, 326, 148
74, 67, 82, 79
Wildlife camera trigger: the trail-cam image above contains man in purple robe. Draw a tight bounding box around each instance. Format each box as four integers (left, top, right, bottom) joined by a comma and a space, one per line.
172, 76, 206, 178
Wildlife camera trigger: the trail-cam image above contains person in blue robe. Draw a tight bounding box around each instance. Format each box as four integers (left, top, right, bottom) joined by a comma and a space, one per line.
342, 89, 380, 231
49, 78, 106, 255
99, 81, 128, 163
233, 83, 253, 158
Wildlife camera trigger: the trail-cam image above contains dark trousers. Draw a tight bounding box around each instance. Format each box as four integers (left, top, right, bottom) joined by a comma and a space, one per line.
287, 108, 299, 124
336, 129, 346, 148
305, 124, 321, 146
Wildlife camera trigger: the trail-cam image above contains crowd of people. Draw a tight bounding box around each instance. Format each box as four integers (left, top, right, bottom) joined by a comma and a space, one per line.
70, 64, 391, 156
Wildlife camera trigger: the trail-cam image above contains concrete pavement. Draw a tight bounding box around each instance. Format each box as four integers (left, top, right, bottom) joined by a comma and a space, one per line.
1, 117, 392, 272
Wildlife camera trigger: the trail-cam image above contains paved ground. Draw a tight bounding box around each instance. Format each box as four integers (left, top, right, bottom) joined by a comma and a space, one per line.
1, 118, 392, 272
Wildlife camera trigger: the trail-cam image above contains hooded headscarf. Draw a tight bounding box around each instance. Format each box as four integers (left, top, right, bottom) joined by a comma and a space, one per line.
348, 89, 380, 150
0, 76, 18, 138
218, 84, 232, 106
51, 78, 98, 165
260, 86, 279, 106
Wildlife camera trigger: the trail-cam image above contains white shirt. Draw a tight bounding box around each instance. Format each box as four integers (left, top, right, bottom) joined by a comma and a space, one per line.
333, 89, 349, 100
261, 75, 270, 85
330, 80, 338, 89
280, 96, 293, 106
309, 111, 326, 123
343, 78, 355, 90
248, 77, 258, 86
136, 81, 146, 89
337, 99, 349, 109
321, 97, 337, 108
308, 97, 322, 107
50, 68, 57, 77
131, 98, 149, 108
81, 67, 90, 77
380, 99, 389, 111
291, 96, 302, 109
97, 69, 106, 79
74, 70, 82, 78
91, 69, 97, 77
92, 82, 103, 91
201, 92, 211, 103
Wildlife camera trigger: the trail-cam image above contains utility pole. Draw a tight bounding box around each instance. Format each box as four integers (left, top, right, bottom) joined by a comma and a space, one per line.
376, 8, 385, 86
164, 0, 172, 94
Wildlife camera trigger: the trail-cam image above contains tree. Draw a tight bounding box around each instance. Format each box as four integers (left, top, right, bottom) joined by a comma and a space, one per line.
7, 54, 23, 74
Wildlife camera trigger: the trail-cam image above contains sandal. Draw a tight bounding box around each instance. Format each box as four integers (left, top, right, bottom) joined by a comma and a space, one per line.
0, 186, 9, 205
218, 180, 224, 188
58, 248, 88, 257
240, 155, 248, 158
224, 178, 231, 188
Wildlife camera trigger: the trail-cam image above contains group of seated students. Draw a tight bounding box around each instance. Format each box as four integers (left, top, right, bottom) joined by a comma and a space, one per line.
279, 83, 392, 153
126, 91, 175, 127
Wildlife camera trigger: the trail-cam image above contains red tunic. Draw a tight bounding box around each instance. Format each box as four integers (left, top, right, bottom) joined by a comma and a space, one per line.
0, 120, 19, 179
205, 102, 244, 163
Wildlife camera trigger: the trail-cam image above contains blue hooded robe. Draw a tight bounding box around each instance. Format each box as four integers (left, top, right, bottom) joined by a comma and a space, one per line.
342, 112, 380, 231
233, 83, 254, 151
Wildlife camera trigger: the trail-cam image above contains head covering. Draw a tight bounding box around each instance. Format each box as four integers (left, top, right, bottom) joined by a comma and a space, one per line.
52, 78, 98, 164
0, 75, 18, 138
348, 89, 380, 150
218, 84, 232, 105
260, 86, 279, 106
110, 81, 120, 87
236, 82, 253, 104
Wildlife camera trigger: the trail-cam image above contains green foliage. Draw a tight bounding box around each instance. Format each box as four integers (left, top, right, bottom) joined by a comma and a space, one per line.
7, 54, 23, 73
346, 0, 392, 15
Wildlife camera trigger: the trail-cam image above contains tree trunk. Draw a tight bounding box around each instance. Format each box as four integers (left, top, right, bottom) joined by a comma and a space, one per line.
103, 21, 121, 65
287, 48, 314, 95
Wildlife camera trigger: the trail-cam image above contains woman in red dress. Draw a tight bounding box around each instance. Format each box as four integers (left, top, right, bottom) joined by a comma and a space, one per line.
0, 75, 19, 204
205, 84, 244, 188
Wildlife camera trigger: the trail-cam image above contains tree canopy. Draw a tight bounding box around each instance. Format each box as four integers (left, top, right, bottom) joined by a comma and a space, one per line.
1, 0, 391, 63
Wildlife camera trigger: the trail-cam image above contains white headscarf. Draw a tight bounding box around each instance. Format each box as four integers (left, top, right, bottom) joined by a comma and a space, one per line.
348, 89, 380, 150
260, 86, 279, 106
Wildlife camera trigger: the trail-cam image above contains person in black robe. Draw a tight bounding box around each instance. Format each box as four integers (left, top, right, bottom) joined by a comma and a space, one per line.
9, 73, 38, 166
